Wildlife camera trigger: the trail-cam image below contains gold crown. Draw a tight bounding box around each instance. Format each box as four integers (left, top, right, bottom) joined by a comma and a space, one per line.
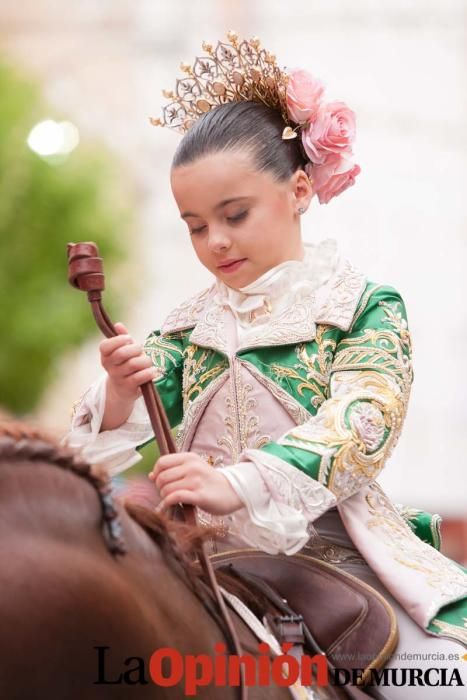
150, 30, 291, 134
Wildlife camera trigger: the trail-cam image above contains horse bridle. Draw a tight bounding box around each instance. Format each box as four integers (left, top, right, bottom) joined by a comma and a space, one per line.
67, 242, 248, 700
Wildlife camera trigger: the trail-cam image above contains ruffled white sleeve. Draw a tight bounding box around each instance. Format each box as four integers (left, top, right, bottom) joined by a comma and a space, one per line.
219, 448, 336, 555
64, 373, 154, 476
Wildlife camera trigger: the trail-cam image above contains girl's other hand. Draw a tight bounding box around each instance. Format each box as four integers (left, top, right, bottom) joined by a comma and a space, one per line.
148, 452, 244, 516
100, 322, 158, 403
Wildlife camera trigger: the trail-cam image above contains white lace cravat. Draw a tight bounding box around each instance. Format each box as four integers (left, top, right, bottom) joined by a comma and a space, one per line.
215, 238, 340, 346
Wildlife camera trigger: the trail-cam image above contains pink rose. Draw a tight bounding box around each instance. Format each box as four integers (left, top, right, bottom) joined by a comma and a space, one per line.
306, 155, 361, 205
301, 101, 356, 165
286, 69, 325, 125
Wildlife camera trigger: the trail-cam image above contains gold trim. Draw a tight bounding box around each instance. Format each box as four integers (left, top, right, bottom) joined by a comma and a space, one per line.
348, 283, 383, 332
430, 617, 467, 646
237, 357, 312, 425
430, 514, 442, 551
151, 31, 291, 134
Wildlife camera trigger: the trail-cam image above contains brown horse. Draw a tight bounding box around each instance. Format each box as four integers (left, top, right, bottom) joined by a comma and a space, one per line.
0, 420, 346, 700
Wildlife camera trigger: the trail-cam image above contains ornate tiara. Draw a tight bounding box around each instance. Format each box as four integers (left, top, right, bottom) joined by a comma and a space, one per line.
150, 30, 291, 134
150, 30, 361, 204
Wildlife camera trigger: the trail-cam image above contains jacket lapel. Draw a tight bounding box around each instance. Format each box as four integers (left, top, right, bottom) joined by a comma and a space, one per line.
314, 257, 368, 330
160, 255, 367, 355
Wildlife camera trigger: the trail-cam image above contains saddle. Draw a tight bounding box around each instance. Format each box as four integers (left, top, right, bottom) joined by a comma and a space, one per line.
210, 548, 398, 690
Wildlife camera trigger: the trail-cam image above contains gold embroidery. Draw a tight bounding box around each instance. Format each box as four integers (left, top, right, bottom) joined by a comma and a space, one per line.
279, 294, 414, 501
175, 371, 229, 451
314, 324, 337, 375
270, 325, 336, 410
281, 369, 406, 499
395, 505, 442, 551
314, 259, 367, 330
196, 508, 229, 541
237, 358, 312, 425
189, 298, 228, 353
196, 453, 231, 549
236, 294, 318, 351
348, 284, 383, 332
243, 448, 337, 516
349, 400, 386, 451
248, 297, 272, 322
218, 359, 271, 463
160, 255, 366, 353
430, 618, 467, 645
198, 452, 224, 467
182, 344, 225, 411
302, 538, 367, 566
378, 299, 410, 342
430, 515, 443, 552
160, 286, 212, 334
332, 332, 412, 395
365, 483, 467, 618
144, 333, 184, 378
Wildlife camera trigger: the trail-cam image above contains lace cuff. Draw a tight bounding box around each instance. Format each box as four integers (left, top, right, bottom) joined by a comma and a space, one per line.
64, 374, 154, 475
220, 451, 336, 555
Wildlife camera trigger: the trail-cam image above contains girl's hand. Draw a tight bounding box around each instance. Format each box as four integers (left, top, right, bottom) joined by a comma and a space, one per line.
148, 452, 244, 516
100, 322, 158, 403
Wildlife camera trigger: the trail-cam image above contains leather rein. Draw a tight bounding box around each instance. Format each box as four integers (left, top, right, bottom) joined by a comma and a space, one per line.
67, 242, 248, 700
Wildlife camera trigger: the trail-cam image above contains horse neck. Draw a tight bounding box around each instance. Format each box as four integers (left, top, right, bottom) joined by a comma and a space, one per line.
0, 459, 104, 538
0, 461, 285, 699
0, 461, 229, 675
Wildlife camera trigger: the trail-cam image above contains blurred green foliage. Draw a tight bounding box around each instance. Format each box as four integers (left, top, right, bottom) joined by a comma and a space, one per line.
123, 430, 177, 480
0, 60, 134, 414
132, 438, 160, 476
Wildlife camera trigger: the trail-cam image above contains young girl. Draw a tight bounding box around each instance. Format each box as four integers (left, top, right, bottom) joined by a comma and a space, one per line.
68, 31, 467, 697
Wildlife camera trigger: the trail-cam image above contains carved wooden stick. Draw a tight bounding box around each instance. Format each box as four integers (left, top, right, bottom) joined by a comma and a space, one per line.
67, 241, 247, 700
67, 242, 184, 518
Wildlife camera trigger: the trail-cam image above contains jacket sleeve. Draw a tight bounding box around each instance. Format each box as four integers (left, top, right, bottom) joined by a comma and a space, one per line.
220, 284, 414, 553
63, 329, 185, 475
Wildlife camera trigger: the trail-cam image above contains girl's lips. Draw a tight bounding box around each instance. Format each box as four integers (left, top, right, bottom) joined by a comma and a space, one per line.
218, 258, 246, 273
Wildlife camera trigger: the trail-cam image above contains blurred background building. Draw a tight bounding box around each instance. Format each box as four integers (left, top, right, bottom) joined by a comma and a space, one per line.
0, 0, 465, 562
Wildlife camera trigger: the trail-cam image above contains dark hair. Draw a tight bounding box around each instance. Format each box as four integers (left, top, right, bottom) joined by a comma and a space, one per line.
171, 100, 308, 182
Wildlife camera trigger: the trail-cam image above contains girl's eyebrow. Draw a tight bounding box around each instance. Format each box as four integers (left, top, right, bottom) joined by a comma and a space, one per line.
181, 196, 250, 219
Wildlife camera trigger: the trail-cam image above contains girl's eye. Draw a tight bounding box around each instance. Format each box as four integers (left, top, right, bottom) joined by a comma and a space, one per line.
190, 210, 248, 235
190, 225, 206, 235
228, 210, 248, 223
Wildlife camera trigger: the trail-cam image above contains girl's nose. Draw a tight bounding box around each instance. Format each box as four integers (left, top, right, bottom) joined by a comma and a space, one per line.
207, 229, 231, 252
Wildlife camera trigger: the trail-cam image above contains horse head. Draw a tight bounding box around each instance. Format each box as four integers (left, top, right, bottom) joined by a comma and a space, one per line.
0, 418, 296, 700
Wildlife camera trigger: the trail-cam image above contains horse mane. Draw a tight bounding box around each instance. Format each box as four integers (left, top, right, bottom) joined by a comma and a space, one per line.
126, 502, 268, 622
0, 416, 126, 553
0, 417, 264, 618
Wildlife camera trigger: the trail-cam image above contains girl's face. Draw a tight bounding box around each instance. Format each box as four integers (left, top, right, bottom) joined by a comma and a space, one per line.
170, 150, 312, 289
